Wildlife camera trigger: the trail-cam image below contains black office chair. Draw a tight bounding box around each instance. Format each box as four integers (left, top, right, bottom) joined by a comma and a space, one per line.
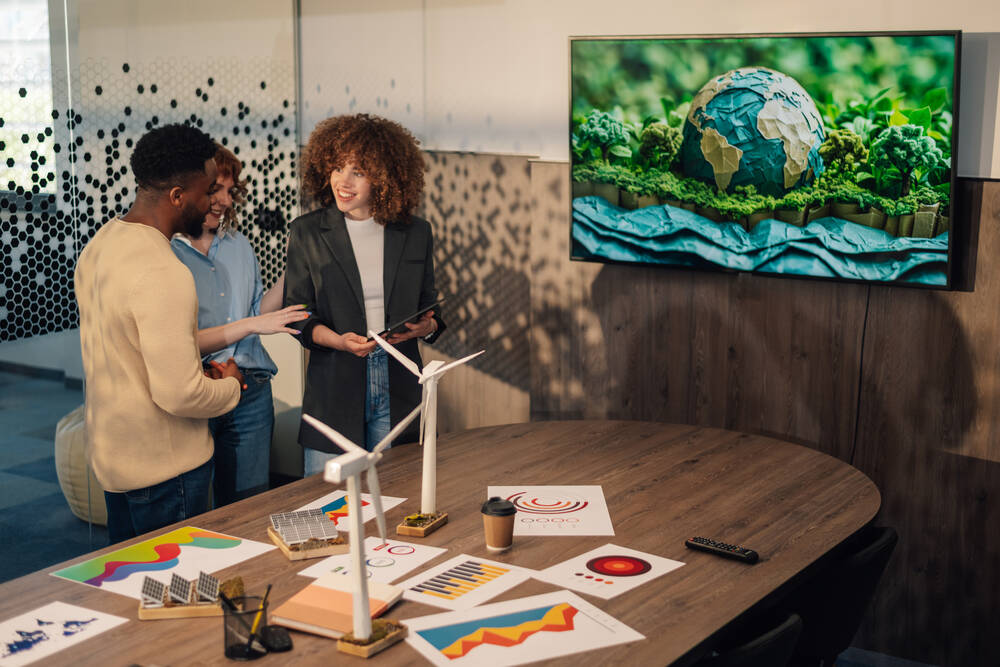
697, 612, 804, 667
789, 525, 899, 667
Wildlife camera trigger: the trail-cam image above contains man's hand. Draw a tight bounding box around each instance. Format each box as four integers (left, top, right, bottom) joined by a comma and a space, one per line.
210, 358, 246, 390
387, 311, 437, 344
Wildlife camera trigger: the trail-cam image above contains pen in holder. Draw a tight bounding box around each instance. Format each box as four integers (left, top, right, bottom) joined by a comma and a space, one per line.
222, 594, 268, 661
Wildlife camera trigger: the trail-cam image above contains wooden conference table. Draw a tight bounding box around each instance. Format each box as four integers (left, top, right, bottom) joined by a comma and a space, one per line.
1, 421, 880, 666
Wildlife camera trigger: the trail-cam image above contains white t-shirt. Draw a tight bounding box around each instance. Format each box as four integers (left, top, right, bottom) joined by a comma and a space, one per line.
345, 216, 385, 333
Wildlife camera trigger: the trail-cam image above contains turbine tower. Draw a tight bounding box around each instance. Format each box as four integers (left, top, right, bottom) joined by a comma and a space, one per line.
368, 330, 484, 523
302, 403, 421, 642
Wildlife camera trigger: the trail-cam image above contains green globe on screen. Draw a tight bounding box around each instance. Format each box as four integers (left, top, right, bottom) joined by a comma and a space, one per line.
680, 67, 826, 197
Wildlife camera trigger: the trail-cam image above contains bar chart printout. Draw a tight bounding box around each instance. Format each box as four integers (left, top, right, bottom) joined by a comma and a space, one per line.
398, 555, 534, 610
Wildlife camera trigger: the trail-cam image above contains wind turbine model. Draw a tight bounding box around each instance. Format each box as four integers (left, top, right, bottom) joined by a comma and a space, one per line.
368, 330, 485, 537
301, 404, 421, 657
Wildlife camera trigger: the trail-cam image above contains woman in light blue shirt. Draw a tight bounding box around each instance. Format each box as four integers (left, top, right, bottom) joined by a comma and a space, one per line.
172, 144, 307, 506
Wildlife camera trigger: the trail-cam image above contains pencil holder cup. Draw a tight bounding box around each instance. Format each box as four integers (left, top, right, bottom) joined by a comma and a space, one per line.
223, 595, 268, 661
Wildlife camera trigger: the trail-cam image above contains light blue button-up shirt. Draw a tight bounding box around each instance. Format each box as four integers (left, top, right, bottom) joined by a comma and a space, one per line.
171, 230, 277, 376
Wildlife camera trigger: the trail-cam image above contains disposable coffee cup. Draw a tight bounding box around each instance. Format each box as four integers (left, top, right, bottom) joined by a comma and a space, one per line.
481, 496, 516, 552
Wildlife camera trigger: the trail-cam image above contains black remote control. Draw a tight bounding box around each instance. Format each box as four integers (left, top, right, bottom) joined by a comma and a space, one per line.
685, 536, 759, 563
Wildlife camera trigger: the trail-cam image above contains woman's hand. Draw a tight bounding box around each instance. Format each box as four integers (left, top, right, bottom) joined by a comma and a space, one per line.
250, 304, 309, 335
340, 332, 378, 357
387, 311, 437, 343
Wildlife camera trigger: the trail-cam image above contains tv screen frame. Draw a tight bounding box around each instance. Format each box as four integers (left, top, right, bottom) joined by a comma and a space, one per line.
569, 30, 963, 289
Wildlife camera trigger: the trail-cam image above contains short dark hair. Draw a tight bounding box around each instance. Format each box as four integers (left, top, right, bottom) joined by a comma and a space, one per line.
130, 123, 217, 191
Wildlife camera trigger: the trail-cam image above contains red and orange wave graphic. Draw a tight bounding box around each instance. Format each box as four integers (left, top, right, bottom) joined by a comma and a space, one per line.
440, 602, 578, 659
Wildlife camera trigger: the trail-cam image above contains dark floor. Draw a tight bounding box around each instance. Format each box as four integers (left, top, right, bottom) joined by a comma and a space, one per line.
0, 370, 106, 583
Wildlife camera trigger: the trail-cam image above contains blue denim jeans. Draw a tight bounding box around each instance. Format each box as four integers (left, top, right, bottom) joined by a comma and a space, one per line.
210, 370, 274, 507
103, 457, 214, 544
303, 347, 391, 476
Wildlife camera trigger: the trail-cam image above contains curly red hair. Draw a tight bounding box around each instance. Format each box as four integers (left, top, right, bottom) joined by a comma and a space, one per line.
212, 143, 248, 231
301, 114, 424, 223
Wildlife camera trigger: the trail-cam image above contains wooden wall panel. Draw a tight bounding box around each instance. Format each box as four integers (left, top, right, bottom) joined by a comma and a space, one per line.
852, 181, 1000, 666
528, 161, 606, 419
420, 151, 533, 433
419, 343, 529, 433
530, 160, 866, 461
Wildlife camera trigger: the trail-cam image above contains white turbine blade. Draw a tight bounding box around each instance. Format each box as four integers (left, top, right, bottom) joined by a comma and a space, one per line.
420, 350, 485, 383
366, 468, 387, 545
373, 403, 423, 455
302, 414, 366, 454
368, 330, 423, 378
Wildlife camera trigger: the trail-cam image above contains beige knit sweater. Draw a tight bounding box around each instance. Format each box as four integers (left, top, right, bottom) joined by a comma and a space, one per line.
75, 219, 241, 493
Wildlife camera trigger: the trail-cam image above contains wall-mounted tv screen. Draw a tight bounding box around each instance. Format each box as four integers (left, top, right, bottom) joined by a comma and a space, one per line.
570, 31, 961, 288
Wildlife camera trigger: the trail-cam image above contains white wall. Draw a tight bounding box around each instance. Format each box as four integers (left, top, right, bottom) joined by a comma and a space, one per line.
0, 328, 82, 379
301, 0, 1000, 173
299, 0, 425, 142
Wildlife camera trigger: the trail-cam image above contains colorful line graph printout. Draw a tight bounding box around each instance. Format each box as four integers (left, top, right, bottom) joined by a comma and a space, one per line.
535, 543, 685, 599
295, 490, 406, 532
0, 601, 127, 667
397, 554, 534, 610
487, 485, 615, 536
50, 526, 274, 600
405, 590, 644, 666
297, 537, 446, 583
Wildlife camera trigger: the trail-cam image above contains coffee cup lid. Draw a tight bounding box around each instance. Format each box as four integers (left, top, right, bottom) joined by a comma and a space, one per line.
481, 496, 516, 516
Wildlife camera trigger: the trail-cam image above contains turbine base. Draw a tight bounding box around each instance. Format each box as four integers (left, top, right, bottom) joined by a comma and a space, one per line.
337, 619, 407, 658
395, 511, 448, 537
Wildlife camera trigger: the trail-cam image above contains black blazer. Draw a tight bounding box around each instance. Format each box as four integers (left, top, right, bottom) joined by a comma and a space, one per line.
284, 206, 445, 452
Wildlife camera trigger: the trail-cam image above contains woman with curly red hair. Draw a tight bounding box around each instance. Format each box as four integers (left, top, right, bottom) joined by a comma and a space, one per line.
285, 114, 445, 473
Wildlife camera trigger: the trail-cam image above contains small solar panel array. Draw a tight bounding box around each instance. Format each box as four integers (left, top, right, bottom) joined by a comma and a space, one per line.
196, 571, 220, 602
141, 571, 219, 607
169, 573, 195, 604
141, 576, 166, 607
270, 508, 341, 546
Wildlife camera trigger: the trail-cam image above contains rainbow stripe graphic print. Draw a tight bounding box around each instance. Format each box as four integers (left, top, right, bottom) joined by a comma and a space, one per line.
52, 527, 241, 587
321, 495, 370, 523
416, 602, 578, 659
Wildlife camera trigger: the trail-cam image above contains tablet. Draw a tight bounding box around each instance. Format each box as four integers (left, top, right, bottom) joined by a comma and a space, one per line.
375, 298, 445, 338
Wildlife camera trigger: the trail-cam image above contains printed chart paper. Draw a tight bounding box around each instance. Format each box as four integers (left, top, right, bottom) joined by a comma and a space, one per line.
0, 601, 127, 667
487, 485, 615, 536
396, 554, 534, 610
535, 543, 685, 599
297, 537, 446, 583
50, 526, 274, 600
295, 490, 406, 532
405, 590, 644, 666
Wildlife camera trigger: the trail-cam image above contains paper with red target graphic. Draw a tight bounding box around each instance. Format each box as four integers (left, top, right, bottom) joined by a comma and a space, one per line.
534, 543, 685, 599
487, 485, 614, 536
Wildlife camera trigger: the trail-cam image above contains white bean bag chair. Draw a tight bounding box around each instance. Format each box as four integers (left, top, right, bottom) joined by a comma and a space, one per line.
54, 404, 107, 526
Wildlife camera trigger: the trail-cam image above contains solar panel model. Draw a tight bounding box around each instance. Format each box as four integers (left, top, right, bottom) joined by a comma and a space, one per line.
196, 571, 220, 603
267, 508, 348, 561
141, 576, 166, 608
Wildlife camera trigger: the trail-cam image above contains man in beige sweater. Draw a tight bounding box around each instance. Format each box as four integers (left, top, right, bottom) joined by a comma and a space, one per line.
75, 124, 244, 543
